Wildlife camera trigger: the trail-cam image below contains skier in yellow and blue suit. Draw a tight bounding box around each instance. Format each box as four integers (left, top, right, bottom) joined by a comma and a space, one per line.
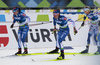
80, 6, 100, 55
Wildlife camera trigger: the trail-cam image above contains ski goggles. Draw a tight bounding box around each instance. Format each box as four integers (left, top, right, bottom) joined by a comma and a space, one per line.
53, 13, 59, 15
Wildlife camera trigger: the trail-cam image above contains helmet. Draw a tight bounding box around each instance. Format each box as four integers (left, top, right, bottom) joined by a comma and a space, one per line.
53, 9, 60, 14
13, 7, 19, 12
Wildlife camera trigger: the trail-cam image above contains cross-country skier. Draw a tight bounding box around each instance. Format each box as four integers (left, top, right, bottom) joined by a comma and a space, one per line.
10, 7, 30, 55
48, 9, 77, 60
80, 6, 100, 54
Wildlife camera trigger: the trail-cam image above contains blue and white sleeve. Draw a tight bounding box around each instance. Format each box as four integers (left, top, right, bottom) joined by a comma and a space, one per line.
97, 10, 100, 20
68, 19, 76, 27
53, 17, 56, 26
13, 19, 16, 24
25, 16, 30, 23
21, 13, 30, 23
12, 15, 16, 24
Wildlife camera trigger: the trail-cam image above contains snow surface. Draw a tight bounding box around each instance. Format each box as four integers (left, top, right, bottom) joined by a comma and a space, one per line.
0, 46, 100, 65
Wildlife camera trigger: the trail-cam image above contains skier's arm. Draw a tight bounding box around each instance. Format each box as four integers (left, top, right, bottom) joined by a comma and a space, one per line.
98, 21, 100, 26
68, 19, 77, 35
98, 21, 100, 32
10, 16, 16, 28
81, 15, 86, 27
52, 18, 57, 33
21, 13, 30, 24
25, 16, 30, 25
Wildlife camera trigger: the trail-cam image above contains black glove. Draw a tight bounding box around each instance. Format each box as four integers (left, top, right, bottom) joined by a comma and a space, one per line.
52, 27, 59, 34
25, 23, 28, 25
81, 22, 85, 27
74, 27, 77, 35
98, 21, 100, 26
52, 29, 58, 34
10, 24, 14, 28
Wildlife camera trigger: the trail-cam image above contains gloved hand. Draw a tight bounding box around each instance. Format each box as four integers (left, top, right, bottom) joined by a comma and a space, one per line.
10, 24, 14, 28
98, 20, 100, 26
74, 27, 77, 35
81, 22, 85, 27
25, 23, 28, 25
24, 23, 28, 28
81, 16, 86, 27
99, 26, 100, 33
52, 28, 58, 34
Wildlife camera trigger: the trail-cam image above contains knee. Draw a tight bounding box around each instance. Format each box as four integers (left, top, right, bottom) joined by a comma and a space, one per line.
94, 36, 96, 40
88, 33, 91, 37
21, 38, 25, 43
94, 34, 98, 40
58, 38, 62, 44
87, 36, 91, 42
87, 39, 90, 42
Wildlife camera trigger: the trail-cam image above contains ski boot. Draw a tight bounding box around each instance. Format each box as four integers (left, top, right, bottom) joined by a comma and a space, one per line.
57, 51, 64, 60
47, 47, 59, 54
15, 48, 22, 55
80, 46, 89, 54
94, 46, 100, 55
23, 48, 28, 54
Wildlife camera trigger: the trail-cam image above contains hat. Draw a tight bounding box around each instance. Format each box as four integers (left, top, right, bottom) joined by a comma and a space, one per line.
53, 9, 60, 13
13, 7, 19, 12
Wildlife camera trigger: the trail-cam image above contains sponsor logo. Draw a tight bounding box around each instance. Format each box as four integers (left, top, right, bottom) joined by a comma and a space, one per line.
0, 25, 72, 48
0, 25, 9, 47
12, 29, 72, 43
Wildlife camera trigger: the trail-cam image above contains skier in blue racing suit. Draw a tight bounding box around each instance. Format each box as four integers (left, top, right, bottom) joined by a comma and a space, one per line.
10, 7, 30, 55
48, 9, 77, 60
